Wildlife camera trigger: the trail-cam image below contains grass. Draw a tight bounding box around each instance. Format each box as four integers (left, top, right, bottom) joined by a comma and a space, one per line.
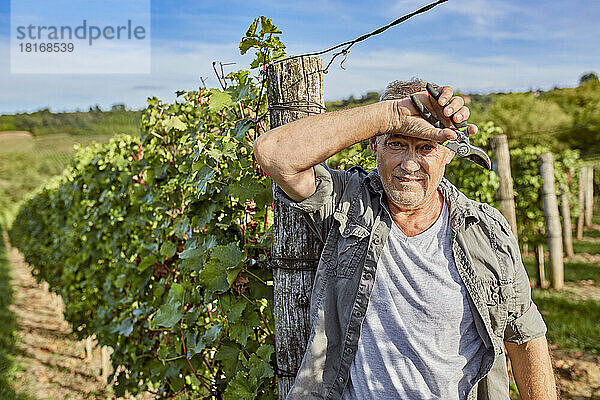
533, 291, 600, 354
0, 226, 31, 399
523, 258, 600, 284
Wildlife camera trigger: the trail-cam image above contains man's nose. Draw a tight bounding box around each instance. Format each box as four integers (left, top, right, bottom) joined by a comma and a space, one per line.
401, 155, 420, 173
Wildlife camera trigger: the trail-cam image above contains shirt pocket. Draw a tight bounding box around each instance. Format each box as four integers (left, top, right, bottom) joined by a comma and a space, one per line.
333, 212, 370, 279
482, 281, 513, 339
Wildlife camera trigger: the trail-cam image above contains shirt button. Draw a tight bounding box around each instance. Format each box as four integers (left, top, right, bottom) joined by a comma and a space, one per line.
345, 347, 353, 354
344, 227, 351, 235
364, 272, 373, 280
354, 310, 362, 318
338, 377, 345, 383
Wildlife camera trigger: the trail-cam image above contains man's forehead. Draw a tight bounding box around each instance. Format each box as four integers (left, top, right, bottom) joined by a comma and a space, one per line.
384, 133, 435, 143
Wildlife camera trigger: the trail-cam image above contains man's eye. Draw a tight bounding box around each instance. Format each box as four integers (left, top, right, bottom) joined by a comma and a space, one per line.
421, 144, 435, 152
387, 141, 404, 148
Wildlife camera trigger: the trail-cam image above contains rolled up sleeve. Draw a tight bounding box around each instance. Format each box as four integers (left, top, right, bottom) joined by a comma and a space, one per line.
273, 163, 350, 242
504, 299, 547, 344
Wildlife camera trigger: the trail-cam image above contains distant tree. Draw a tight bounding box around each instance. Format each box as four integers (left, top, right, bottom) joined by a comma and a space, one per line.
482, 93, 572, 150
579, 72, 599, 85
111, 104, 126, 111
543, 78, 600, 157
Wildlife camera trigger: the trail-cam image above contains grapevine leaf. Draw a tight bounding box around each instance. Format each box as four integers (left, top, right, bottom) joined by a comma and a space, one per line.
245, 18, 259, 37
224, 371, 255, 400
160, 241, 177, 259
215, 341, 241, 378
196, 166, 215, 195
198, 259, 229, 292
115, 316, 134, 337
202, 324, 222, 345
229, 320, 252, 346
152, 283, 184, 328
211, 243, 244, 267
165, 115, 187, 131
138, 255, 157, 272
256, 344, 274, 360
208, 89, 233, 112
259, 16, 281, 34
248, 352, 274, 382
231, 118, 253, 140
239, 37, 260, 55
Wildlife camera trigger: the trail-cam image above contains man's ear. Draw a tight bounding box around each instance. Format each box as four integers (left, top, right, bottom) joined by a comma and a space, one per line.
369, 136, 378, 156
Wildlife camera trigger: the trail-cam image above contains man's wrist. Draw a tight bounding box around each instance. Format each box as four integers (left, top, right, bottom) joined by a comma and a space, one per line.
381, 98, 411, 136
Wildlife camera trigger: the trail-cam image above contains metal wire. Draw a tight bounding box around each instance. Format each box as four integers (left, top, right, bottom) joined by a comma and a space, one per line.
275, 0, 448, 74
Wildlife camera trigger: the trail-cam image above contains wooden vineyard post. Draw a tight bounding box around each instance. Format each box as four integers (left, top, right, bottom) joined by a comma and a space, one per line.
535, 244, 547, 288
585, 166, 594, 227
265, 56, 325, 398
560, 183, 574, 257
490, 135, 518, 240
540, 153, 564, 290
577, 166, 587, 239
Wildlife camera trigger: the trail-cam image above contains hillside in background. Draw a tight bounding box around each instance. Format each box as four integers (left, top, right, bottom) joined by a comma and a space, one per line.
0, 105, 141, 137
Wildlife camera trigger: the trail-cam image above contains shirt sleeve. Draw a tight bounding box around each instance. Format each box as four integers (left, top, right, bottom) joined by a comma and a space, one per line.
273, 162, 349, 243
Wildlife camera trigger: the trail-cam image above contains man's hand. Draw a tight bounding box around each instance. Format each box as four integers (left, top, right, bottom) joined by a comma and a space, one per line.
505, 336, 557, 400
384, 86, 478, 142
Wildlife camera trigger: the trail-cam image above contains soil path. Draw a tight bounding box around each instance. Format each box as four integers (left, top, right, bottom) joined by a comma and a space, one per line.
5, 233, 150, 400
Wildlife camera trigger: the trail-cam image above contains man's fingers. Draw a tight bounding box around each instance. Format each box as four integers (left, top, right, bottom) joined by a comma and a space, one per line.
453, 105, 470, 124
444, 96, 465, 117
437, 86, 454, 106
467, 123, 478, 136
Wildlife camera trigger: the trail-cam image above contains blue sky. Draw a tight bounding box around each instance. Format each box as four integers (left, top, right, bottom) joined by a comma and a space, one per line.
0, 0, 598, 114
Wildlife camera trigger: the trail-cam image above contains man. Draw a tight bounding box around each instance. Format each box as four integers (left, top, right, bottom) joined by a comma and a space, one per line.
253, 80, 556, 400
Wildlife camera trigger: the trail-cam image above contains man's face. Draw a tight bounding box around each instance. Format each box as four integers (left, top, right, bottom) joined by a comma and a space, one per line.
370, 134, 454, 211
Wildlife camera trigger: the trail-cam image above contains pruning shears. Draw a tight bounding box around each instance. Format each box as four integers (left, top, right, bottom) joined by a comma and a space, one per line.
410, 83, 492, 170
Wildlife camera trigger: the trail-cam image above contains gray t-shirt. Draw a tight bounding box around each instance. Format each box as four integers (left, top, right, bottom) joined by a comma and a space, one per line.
343, 202, 486, 400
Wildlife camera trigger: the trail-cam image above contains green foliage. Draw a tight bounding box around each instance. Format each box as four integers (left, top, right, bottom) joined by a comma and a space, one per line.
472, 93, 572, 150
9, 17, 282, 398
445, 122, 499, 204
541, 80, 600, 157
579, 71, 598, 85
510, 145, 582, 245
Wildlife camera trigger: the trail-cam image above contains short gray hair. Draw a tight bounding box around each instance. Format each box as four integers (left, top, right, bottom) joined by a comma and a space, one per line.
380, 78, 438, 101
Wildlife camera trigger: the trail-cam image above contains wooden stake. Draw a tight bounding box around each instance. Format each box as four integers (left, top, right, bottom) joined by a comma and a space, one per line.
585, 166, 594, 227
265, 56, 325, 399
490, 135, 518, 240
535, 244, 547, 289
540, 153, 564, 290
577, 166, 587, 239
560, 183, 574, 258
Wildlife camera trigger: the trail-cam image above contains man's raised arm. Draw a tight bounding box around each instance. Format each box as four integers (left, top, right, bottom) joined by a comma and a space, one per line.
253, 86, 474, 202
